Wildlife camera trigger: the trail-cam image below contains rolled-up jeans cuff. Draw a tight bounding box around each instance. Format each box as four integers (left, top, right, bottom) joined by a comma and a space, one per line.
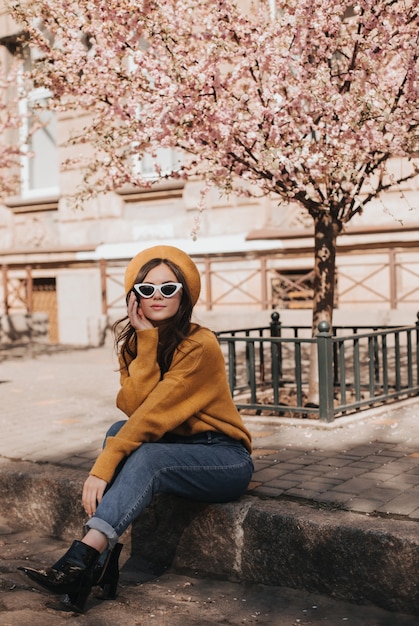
85, 516, 119, 550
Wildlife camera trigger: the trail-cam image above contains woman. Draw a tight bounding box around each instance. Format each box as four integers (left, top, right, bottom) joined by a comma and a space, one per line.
19, 245, 253, 613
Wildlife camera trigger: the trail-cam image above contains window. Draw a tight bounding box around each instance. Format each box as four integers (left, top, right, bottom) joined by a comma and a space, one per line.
19, 85, 59, 198
1, 32, 60, 199
271, 270, 315, 309
132, 146, 180, 181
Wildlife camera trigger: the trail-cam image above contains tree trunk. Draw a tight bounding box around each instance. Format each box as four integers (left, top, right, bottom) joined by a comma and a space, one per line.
306, 213, 340, 407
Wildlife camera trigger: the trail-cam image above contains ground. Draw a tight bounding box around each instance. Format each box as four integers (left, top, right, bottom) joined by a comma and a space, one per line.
1, 517, 418, 626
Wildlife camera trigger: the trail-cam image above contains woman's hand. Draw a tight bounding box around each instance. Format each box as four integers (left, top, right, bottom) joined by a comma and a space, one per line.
127, 291, 154, 331
82, 475, 108, 517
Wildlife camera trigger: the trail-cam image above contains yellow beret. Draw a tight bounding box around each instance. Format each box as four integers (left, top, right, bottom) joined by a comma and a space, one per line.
124, 245, 201, 305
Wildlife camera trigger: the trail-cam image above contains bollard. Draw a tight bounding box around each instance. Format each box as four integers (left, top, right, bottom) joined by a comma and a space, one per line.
317, 320, 335, 422
270, 311, 281, 337
270, 311, 282, 385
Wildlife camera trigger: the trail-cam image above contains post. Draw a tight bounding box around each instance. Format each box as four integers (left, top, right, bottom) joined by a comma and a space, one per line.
270, 311, 281, 337
416, 312, 419, 387
2, 264, 8, 314
270, 311, 282, 382
260, 257, 268, 309
204, 257, 212, 311
26, 265, 33, 314
99, 259, 107, 315
317, 320, 335, 422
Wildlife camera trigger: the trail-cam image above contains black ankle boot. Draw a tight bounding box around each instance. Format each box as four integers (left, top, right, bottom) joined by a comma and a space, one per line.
18, 540, 100, 613
60, 542, 123, 611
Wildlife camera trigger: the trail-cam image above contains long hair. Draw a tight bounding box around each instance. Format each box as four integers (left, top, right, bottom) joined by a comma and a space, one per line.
113, 258, 195, 376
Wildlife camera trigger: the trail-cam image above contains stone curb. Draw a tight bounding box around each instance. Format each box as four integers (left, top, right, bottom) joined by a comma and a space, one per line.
1, 459, 418, 616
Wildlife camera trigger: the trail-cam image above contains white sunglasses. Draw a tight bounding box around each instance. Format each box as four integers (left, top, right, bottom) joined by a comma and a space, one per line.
133, 282, 183, 299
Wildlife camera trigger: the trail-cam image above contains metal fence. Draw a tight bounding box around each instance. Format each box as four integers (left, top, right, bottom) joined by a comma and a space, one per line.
216, 312, 419, 422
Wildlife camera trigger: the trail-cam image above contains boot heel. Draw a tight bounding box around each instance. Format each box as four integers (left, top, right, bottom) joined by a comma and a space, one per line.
95, 543, 123, 600
99, 580, 118, 600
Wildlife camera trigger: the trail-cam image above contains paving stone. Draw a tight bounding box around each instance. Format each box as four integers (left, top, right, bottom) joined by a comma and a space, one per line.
330, 476, 378, 494
282, 487, 325, 499
263, 478, 302, 489
382, 475, 419, 488
251, 485, 284, 498
346, 445, 379, 456
372, 455, 402, 464
323, 466, 367, 480
263, 466, 306, 478
307, 462, 341, 473
318, 456, 356, 467
346, 497, 384, 513
251, 468, 282, 481
379, 449, 409, 458
361, 486, 402, 502
273, 449, 310, 461
303, 477, 342, 490
386, 459, 419, 471
285, 455, 314, 465
360, 469, 399, 481
282, 468, 326, 479
408, 507, 419, 520
350, 460, 385, 469
376, 492, 419, 516
316, 491, 354, 505
274, 462, 307, 472
251, 459, 276, 471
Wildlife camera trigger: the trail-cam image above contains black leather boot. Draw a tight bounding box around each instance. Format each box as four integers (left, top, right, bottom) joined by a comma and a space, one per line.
59, 542, 123, 611
18, 540, 100, 613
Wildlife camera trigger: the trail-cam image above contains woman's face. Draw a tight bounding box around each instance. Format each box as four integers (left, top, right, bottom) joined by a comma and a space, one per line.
137, 263, 183, 326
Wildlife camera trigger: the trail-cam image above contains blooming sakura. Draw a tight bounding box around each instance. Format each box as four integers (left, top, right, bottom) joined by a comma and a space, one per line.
9, 0, 419, 331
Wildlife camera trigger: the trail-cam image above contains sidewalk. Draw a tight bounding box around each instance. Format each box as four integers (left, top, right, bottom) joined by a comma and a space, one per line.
3, 343, 419, 517
1, 344, 419, 618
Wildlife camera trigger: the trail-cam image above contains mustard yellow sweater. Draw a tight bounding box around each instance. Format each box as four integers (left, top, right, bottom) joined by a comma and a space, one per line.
90, 325, 252, 483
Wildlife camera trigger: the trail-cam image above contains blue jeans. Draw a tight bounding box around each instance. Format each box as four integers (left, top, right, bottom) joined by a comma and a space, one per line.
85, 421, 254, 549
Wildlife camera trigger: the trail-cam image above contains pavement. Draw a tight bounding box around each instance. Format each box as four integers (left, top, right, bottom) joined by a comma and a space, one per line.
3, 517, 419, 626
1, 342, 419, 624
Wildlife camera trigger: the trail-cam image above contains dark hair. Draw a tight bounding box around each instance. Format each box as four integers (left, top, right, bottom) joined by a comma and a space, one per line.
113, 258, 194, 376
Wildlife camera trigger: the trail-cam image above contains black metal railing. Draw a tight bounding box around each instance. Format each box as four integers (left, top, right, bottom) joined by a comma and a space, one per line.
216, 312, 419, 422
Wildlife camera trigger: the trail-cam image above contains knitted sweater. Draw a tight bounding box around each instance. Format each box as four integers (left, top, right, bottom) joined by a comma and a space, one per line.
90, 324, 252, 483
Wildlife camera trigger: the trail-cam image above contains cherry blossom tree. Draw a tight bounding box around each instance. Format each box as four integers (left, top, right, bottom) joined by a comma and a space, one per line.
8, 0, 419, 333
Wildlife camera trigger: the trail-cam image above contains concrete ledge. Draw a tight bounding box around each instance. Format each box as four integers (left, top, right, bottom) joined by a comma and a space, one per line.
182, 500, 419, 615
1, 459, 418, 616
0, 460, 85, 539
